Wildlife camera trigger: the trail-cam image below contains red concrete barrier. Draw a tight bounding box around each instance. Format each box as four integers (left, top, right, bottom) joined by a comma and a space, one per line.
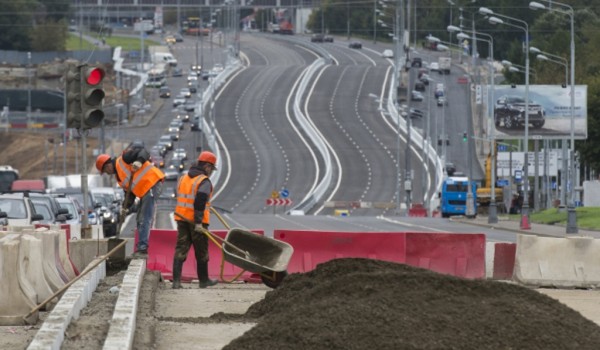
405, 232, 486, 279
492, 243, 516, 280
146, 228, 264, 283
275, 230, 486, 279
408, 204, 428, 217
274, 230, 407, 274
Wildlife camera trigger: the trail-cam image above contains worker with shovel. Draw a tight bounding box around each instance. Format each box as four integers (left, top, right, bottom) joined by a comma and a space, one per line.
95, 145, 165, 258
172, 151, 218, 289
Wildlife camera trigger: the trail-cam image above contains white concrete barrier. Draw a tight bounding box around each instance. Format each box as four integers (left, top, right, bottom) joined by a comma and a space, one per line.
27, 231, 66, 292
514, 234, 600, 288
0, 235, 38, 325
20, 234, 55, 304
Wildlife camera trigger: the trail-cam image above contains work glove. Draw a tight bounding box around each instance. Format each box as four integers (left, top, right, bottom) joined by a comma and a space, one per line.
120, 207, 129, 218
194, 224, 204, 233
132, 161, 142, 171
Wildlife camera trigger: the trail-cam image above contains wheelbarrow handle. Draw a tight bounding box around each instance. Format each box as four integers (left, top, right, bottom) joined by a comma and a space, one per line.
173, 212, 249, 259
210, 206, 231, 230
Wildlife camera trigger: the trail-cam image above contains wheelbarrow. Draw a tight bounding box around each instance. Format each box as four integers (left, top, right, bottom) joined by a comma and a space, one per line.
176, 209, 293, 288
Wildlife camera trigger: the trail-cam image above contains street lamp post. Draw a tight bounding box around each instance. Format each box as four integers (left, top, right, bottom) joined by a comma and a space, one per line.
529, 0, 577, 233
480, 7, 532, 229
533, 49, 568, 211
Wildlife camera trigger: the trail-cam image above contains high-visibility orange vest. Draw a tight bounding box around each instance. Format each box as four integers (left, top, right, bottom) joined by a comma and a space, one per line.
174, 174, 212, 225
115, 157, 165, 198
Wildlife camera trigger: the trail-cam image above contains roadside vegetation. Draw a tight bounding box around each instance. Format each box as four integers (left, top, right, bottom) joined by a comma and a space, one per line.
522, 207, 600, 230
66, 33, 160, 51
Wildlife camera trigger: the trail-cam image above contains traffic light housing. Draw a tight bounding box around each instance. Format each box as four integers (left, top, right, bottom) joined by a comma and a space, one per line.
80, 65, 105, 129
65, 63, 82, 129
462, 132, 468, 142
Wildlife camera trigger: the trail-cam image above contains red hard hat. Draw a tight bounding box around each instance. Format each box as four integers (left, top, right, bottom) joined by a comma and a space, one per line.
198, 151, 217, 168
96, 154, 111, 173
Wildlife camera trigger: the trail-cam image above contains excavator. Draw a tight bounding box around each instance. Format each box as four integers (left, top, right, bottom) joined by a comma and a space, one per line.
476, 150, 504, 214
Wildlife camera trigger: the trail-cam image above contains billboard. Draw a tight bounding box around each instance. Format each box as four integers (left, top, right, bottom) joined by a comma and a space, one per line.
483, 85, 587, 140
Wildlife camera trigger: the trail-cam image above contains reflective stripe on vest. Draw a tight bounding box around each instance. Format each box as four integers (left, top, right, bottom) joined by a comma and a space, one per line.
174, 174, 212, 224
115, 157, 165, 198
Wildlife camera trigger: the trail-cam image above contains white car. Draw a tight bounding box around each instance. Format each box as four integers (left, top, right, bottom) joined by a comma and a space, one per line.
381, 49, 394, 58
180, 88, 191, 98
430, 62, 440, 72
172, 94, 186, 107
212, 63, 224, 72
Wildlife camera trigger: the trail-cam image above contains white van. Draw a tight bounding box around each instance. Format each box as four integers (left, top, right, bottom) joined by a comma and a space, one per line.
153, 52, 178, 67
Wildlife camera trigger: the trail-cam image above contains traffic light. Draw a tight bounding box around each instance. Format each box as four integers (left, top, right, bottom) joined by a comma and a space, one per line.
80, 65, 105, 129
65, 63, 82, 129
462, 132, 468, 142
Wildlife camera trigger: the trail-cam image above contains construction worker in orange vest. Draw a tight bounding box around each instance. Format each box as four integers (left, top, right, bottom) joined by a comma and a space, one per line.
95, 145, 165, 258
172, 151, 218, 289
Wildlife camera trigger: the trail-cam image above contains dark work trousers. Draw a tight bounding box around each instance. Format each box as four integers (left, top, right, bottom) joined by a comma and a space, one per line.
174, 220, 209, 263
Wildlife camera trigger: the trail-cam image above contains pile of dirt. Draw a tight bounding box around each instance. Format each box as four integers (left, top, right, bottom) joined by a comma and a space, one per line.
0, 132, 99, 180
224, 258, 600, 350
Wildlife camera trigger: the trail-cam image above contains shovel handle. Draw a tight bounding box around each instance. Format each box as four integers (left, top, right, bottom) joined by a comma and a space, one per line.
210, 206, 231, 230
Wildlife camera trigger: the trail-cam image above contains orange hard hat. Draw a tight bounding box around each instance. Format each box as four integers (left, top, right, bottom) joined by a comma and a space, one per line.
198, 151, 217, 168
95, 154, 112, 173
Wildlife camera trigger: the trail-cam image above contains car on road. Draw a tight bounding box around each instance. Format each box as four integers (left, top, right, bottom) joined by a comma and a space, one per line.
190, 64, 202, 75
165, 35, 176, 45
169, 119, 184, 130
414, 82, 426, 92
158, 135, 174, 151
191, 117, 202, 131
188, 80, 199, 93
173, 148, 188, 161
159, 86, 171, 98
494, 95, 546, 129
175, 112, 190, 122
173, 94, 186, 107
180, 88, 192, 98
187, 72, 198, 82
382, 49, 394, 58
167, 126, 180, 140
348, 41, 362, 49
212, 63, 224, 73
202, 70, 218, 80
174, 33, 184, 42
171, 67, 183, 77
151, 154, 165, 168
429, 62, 440, 72
437, 96, 448, 107
311, 34, 325, 43
163, 167, 179, 181
409, 108, 425, 119
0, 193, 45, 226
183, 101, 196, 112
412, 57, 423, 67
411, 90, 424, 101
55, 196, 82, 224
419, 74, 430, 85
31, 201, 56, 224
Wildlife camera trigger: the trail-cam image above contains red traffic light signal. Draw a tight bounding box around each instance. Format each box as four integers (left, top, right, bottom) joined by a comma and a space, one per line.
80, 65, 105, 129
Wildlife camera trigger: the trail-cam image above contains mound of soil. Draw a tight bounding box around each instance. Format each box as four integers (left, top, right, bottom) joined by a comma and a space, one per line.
224, 258, 600, 350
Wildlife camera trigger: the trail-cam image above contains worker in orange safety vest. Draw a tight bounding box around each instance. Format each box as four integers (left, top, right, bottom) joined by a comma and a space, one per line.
172, 151, 218, 289
95, 145, 165, 258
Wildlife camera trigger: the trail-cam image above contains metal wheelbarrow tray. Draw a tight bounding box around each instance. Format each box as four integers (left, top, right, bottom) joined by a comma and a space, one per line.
223, 228, 293, 274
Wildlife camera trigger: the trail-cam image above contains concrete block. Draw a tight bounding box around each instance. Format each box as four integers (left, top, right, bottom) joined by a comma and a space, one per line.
514, 234, 600, 288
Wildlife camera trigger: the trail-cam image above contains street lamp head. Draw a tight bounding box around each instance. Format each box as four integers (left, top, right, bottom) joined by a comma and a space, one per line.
529, 1, 546, 10
426, 35, 441, 43
437, 44, 449, 51
501, 60, 513, 67
529, 46, 541, 54
456, 32, 469, 40
447, 25, 461, 32
488, 16, 504, 25
508, 66, 520, 73
479, 7, 494, 16
536, 54, 549, 61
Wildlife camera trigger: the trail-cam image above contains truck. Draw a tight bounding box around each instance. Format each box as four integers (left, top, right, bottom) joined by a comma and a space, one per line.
438, 56, 451, 75
476, 151, 505, 214
440, 176, 477, 218
134, 19, 154, 35
149, 45, 177, 67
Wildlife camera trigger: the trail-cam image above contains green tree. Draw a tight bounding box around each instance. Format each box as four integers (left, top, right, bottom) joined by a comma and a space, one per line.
30, 18, 67, 51
0, 0, 36, 51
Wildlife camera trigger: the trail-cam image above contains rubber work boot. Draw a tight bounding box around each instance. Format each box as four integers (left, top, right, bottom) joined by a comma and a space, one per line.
172, 259, 184, 289
198, 261, 218, 288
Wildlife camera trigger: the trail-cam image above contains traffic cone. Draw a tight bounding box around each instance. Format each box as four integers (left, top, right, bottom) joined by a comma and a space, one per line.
520, 214, 531, 230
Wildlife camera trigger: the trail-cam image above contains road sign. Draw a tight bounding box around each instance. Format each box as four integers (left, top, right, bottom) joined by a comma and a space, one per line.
514, 170, 522, 183
271, 190, 279, 199
266, 198, 293, 206
280, 188, 289, 198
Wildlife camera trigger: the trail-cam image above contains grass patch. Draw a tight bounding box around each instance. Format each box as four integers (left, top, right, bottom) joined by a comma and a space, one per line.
67, 32, 161, 51
527, 207, 600, 230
